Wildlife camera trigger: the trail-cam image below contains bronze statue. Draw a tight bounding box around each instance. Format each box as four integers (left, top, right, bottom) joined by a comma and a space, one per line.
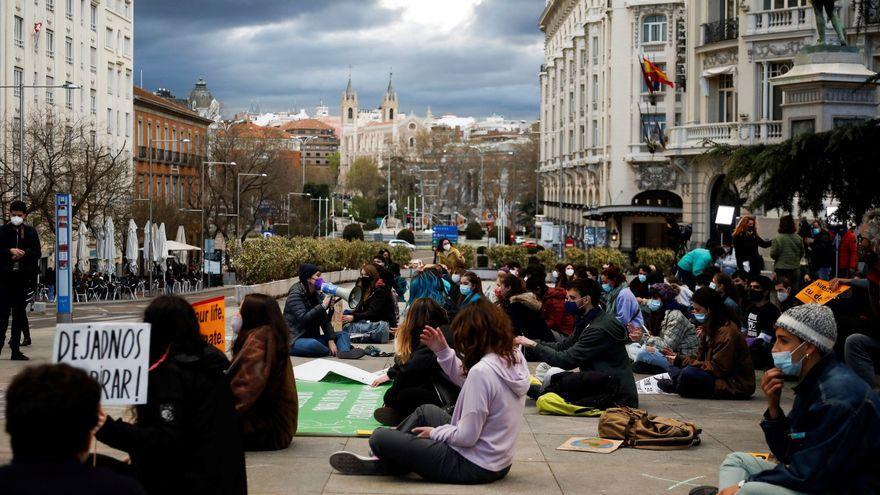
811, 0, 847, 46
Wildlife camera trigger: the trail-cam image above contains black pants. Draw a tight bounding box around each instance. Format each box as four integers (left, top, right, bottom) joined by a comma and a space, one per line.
384, 383, 443, 419
368, 404, 510, 484
0, 282, 28, 354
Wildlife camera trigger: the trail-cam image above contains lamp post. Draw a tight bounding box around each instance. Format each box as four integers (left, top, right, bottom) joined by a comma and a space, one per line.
200, 161, 235, 288
294, 135, 318, 192
236, 172, 268, 242
0, 82, 82, 200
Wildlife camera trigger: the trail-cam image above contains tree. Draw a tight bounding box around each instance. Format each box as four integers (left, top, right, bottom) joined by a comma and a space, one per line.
350, 196, 377, 222
396, 228, 415, 244
327, 151, 341, 184
465, 221, 484, 240
342, 223, 364, 241
347, 156, 381, 198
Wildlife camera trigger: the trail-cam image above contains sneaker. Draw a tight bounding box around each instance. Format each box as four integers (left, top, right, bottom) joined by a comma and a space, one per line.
656, 378, 676, 394
329, 451, 386, 475
688, 486, 718, 495
11, 352, 29, 361
373, 407, 401, 426
21, 338, 31, 347
337, 348, 366, 360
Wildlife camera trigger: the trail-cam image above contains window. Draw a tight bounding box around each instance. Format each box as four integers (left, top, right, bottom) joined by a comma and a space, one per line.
717, 73, 737, 123
643, 15, 667, 44
65, 81, 73, 109
116, 110, 121, 136
761, 61, 792, 120
124, 0, 130, 17
90, 3, 97, 31
47, 0, 55, 11
90, 89, 96, 114
46, 30, 55, 58
640, 114, 666, 143
65, 126, 73, 146
14, 16, 24, 48
124, 36, 131, 56
66, 0, 74, 20
65, 37, 73, 64
81, 0, 85, 25
90, 46, 97, 72
125, 70, 132, 98
763, 0, 807, 10
107, 66, 114, 94
90, 130, 97, 148
105, 28, 113, 48
46, 76, 55, 104
33, 72, 38, 104
13, 68, 23, 97
107, 108, 113, 134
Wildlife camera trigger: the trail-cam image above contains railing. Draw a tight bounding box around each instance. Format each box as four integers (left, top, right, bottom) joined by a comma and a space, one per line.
137, 146, 146, 159
702, 18, 738, 45
666, 121, 783, 150
746, 7, 811, 35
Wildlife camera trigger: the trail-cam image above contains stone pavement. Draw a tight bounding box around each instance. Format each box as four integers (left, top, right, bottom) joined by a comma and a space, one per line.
0, 296, 793, 495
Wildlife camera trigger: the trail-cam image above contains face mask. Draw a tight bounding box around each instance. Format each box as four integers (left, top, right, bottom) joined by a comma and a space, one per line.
694, 285, 703, 292
494, 287, 504, 299
747, 227, 755, 233
552, 270, 559, 279
460, 285, 472, 296
812, 228, 820, 236
748, 289, 763, 302
638, 274, 647, 283
772, 342, 807, 377
647, 299, 662, 312
10, 216, 23, 226
230, 314, 243, 338
709, 282, 717, 291
777, 291, 789, 303
451, 274, 461, 284
443, 244, 451, 251
601, 283, 612, 293
693, 312, 706, 323
564, 300, 580, 315
565, 268, 575, 277
313, 277, 325, 290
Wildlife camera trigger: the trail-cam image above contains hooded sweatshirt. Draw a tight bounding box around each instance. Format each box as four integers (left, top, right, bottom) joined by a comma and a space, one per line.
505, 292, 555, 342
430, 347, 531, 472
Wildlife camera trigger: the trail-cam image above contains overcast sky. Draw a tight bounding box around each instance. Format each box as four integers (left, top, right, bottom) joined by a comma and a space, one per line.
134, 0, 545, 121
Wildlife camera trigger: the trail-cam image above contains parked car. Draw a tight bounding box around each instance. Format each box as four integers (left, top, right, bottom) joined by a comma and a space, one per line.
388, 239, 417, 251
515, 236, 526, 245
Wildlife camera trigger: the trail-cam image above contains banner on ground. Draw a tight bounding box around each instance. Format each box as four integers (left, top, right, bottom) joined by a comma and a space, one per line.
192, 296, 226, 351
795, 280, 850, 306
52, 323, 151, 405
296, 380, 387, 436
635, 373, 674, 395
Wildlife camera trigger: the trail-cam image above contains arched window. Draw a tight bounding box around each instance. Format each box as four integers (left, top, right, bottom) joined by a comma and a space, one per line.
347, 107, 353, 119
642, 15, 666, 44
388, 108, 394, 120
409, 137, 415, 147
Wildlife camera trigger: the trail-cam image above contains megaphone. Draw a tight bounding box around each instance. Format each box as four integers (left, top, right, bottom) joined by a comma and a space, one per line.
315, 279, 363, 308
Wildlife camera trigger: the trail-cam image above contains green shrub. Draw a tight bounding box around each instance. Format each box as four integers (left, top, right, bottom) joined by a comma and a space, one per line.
485, 245, 529, 269
635, 248, 677, 274
342, 223, 364, 241
396, 228, 415, 244
388, 245, 413, 268
536, 249, 559, 269
488, 226, 514, 245
476, 246, 486, 255
586, 247, 629, 269
465, 221, 484, 240
457, 244, 476, 268
364, 220, 379, 231
563, 247, 587, 266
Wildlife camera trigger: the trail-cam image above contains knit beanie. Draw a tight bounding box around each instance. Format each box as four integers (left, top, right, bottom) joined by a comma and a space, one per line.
298, 263, 320, 285
649, 283, 678, 302
775, 304, 837, 354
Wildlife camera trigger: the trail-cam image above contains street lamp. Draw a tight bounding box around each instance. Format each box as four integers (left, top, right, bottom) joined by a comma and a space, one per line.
0, 81, 82, 200
294, 135, 318, 192
200, 161, 235, 288
236, 172, 268, 242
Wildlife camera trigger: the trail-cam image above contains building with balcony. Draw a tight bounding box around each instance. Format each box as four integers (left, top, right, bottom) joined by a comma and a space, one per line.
279, 118, 339, 187
133, 86, 212, 207
538, 0, 687, 251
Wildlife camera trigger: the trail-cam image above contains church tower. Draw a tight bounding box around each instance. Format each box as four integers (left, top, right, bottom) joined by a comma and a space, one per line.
341, 69, 358, 124
380, 72, 398, 122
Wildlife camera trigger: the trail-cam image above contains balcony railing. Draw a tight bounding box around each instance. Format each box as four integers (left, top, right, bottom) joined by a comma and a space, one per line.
137, 146, 146, 159
667, 121, 783, 151
746, 7, 811, 36
702, 18, 738, 45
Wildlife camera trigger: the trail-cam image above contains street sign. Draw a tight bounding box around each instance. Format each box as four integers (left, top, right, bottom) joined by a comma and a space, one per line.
55, 193, 73, 322
432, 225, 459, 247
584, 226, 597, 247
596, 227, 609, 247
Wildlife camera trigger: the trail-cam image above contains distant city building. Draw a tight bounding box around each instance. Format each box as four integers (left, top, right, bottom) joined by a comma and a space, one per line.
279, 118, 339, 187
187, 77, 222, 125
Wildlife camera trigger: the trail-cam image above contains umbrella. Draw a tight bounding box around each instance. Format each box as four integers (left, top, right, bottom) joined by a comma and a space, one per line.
143, 220, 154, 274
126, 219, 139, 275
174, 225, 188, 266
69, 229, 78, 273
165, 240, 201, 251
95, 224, 106, 273
104, 217, 117, 276
157, 223, 168, 272
76, 222, 90, 273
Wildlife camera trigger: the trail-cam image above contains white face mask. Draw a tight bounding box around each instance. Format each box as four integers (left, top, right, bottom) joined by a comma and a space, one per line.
777, 291, 789, 303
10, 216, 23, 226
552, 270, 559, 279
443, 243, 451, 251
565, 268, 575, 277
451, 274, 461, 283
230, 314, 243, 338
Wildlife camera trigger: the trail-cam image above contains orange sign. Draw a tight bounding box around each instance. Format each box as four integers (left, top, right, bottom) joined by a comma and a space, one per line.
192, 296, 226, 351
795, 280, 850, 306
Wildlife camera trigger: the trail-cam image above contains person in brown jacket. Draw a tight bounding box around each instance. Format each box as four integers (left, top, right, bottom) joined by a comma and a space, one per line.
229, 293, 298, 451
659, 287, 756, 399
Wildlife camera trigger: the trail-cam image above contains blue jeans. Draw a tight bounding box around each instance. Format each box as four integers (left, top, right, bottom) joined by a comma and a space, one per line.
719, 452, 806, 494
636, 345, 672, 371
290, 332, 352, 357
343, 320, 391, 343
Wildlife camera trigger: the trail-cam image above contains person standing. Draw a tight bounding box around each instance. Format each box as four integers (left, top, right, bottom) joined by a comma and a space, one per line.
770, 215, 804, 286
805, 220, 834, 281
0, 201, 40, 360
435, 238, 465, 271
732, 215, 770, 274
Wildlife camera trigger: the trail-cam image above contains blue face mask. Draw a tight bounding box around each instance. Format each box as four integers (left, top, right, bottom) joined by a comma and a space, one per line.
647, 299, 662, 312
772, 342, 807, 377
709, 282, 717, 291
460, 285, 472, 296
693, 313, 706, 323
812, 228, 820, 236
564, 300, 580, 315
638, 274, 647, 283
601, 283, 613, 293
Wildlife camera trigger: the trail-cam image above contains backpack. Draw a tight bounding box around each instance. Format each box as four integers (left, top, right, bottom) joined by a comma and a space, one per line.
598, 407, 701, 450
536, 393, 603, 417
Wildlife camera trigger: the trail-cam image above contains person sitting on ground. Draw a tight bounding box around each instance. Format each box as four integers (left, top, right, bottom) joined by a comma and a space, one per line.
730, 269, 750, 307
0, 364, 148, 495
770, 215, 805, 286
370, 298, 459, 426
228, 293, 298, 451
689, 304, 880, 495
342, 264, 396, 344
435, 237, 465, 271
95, 295, 247, 495
375, 249, 405, 299
677, 245, 726, 289
601, 265, 645, 333
711, 272, 742, 322
667, 274, 694, 308
628, 265, 652, 299
628, 283, 699, 375
525, 264, 575, 339
578, 264, 597, 281
457, 271, 483, 309
743, 275, 781, 370
553, 262, 573, 289
658, 288, 755, 399
406, 270, 452, 315
330, 299, 530, 484
516, 278, 639, 408
505, 261, 523, 278
771, 276, 797, 313
285, 264, 364, 359
494, 273, 555, 342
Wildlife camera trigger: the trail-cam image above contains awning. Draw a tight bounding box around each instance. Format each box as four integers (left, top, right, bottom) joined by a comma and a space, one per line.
583, 205, 682, 221
163, 240, 201, 251
700, 64, 736, 96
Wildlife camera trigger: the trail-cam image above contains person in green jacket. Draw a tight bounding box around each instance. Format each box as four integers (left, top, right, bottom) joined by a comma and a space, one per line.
515, 278, 638, 408
770, 215, 804, 286
677, 246, 726, 290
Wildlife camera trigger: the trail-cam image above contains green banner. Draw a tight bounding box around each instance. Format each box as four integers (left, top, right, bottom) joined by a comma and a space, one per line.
296, 379, 388, 437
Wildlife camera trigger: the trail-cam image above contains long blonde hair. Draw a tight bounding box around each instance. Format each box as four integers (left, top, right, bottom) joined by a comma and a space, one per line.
395, 298, 448, 364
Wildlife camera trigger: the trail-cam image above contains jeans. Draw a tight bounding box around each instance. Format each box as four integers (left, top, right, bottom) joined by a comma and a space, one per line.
343, 320, 390, 344
669, 366, 715, 398
635, 345, 672, 371
719, 452, 806, 494
844, 333, 880, 387
815, 266, 831, 281
290, 333, 352, 357
0, 283, 28, 354
368, 404, 510, 484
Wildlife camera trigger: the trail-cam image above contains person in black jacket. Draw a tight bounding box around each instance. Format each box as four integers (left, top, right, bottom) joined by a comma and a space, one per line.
342, 263, 396, 343
95, 296, 246, 495
805, 219, 834, 281
494, 273, 555, 342
732, 215, 770, 275
0, 201, 40, 360
370, 298, 459, 426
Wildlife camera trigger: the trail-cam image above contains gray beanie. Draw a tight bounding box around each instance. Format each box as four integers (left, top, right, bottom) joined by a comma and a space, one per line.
775, 304, 837, 354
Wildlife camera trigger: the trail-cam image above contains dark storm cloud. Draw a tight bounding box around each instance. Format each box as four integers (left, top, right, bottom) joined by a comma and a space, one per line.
134, 0, 544, 120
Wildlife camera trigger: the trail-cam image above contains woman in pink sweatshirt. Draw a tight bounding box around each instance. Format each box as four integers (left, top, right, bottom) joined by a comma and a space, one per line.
330, 298, 531, 484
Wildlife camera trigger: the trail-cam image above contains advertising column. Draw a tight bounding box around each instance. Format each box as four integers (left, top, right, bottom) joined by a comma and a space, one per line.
55, 193, 73, 323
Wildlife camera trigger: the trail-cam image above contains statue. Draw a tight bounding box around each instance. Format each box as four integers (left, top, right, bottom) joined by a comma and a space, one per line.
811, 0, 847, 46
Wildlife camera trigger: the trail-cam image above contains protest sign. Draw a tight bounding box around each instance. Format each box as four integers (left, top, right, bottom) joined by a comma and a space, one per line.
52, 323, 151, 405
636, 373, 675, 395
795, 280, 850, 306
192, 296, 226, 351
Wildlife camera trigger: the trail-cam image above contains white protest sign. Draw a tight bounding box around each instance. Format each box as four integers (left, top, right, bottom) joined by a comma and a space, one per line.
52, 323, 151, 405
636, 373, 675, 395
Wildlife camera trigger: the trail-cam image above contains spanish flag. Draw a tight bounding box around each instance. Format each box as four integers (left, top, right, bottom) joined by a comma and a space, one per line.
641, 57, 674, 92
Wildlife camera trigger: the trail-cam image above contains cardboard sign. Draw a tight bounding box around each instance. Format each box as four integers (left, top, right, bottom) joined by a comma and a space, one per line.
52, 323, 151, 405
192, 296, 226, 352
636, 373, 675, 395
795, 280, 850, 306
557, 436, 623, 454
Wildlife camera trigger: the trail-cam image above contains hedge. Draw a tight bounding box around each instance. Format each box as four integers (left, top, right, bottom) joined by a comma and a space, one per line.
465, 221, 484, 240
234, 236, 411, 284
635, 248, 677, 274
342, 223, 364, 241
483, 245, 631, 271
396, 228, 415, 244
